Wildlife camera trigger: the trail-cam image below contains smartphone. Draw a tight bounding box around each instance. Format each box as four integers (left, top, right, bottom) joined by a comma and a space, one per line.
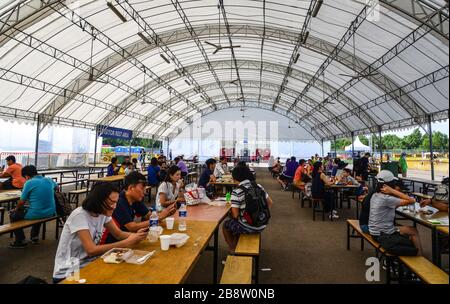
176, 201, 182, 209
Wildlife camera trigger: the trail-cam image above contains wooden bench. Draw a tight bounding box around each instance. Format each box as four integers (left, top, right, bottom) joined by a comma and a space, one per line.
68, 189, 89, 208
398, 256, 449, 284
347, 219, 386, 254
234, 233, 261, 284
0, 216, 60, 240
220, 255, 253, 284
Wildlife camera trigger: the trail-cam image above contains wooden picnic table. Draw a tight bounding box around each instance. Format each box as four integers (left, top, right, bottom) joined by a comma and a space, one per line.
39, 169, 79, 183
396, 203, 448, 267
411, 192, 433, 200
61, 220, 218, 284
399, 177, 441, 193
327, 184, 360, 209
0, 190, 21, 210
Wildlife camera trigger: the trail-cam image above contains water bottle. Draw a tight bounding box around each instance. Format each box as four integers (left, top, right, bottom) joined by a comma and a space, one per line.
149, 208, 159, 228
178, 203, 187, 231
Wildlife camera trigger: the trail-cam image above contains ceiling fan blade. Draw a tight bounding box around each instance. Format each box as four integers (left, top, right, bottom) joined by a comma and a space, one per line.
212, 48, 220, 55
204, 41, 217, 47
223, 45, 241, 49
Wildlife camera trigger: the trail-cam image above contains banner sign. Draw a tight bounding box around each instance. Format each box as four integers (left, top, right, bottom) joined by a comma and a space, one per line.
97, 125, 133, 140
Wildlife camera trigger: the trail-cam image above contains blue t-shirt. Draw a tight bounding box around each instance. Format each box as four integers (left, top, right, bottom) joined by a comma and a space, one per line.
107, 163, 115, 176
21, 176, 57, 220
198, 168, 213, 188
105, 191, 150, 243
147, 165, 160, 186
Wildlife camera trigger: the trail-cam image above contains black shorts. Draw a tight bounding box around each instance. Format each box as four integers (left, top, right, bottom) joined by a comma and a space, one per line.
279, 174, 293, 182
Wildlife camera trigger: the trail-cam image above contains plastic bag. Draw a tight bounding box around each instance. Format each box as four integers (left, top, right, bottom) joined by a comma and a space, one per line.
184, 183, 211, 205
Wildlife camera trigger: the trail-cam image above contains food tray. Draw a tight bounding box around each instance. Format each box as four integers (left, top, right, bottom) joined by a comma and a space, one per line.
101, 248, 133, 264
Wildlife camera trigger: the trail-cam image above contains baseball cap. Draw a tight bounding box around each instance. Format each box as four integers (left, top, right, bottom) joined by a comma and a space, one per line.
376, 170, 398, 183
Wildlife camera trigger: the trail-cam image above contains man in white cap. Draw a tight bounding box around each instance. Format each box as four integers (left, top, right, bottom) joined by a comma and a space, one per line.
368, 170, 422, 255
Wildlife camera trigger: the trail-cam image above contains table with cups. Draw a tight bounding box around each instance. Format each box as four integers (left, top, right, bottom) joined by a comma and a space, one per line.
61, 202, 230, 284
395, 202, 448, 267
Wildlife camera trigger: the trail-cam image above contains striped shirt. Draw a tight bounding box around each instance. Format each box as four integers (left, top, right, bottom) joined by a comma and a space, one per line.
231, 180, 269, 232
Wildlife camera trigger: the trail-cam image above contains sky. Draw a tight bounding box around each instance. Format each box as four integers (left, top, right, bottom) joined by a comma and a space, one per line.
382, 120, 449, 137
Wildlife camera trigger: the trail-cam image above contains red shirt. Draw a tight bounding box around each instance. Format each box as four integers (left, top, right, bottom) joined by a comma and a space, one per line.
5, 163, 25, 188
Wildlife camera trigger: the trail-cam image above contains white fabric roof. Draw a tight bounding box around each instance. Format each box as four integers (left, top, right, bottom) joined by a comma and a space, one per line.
0, 0, 448, 140
345, 137, 371, 152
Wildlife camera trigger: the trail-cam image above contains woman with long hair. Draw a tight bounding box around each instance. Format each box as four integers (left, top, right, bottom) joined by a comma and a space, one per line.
311, 161, 338, 219
155, 165, 186, 211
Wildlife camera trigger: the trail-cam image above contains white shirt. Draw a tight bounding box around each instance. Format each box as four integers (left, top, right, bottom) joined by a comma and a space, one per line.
213, 163, 229, 178
53, 207, 111, 279
155, 180, 182, 211
268, 157, 275, 167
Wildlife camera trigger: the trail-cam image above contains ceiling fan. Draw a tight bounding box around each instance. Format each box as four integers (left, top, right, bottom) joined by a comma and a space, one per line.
338, 34, 379, 79
240, 107, 248, 119
204, 3, 241, 54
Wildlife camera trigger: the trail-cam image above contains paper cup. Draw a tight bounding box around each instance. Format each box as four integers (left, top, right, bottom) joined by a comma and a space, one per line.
165, 217, 175, 230
159, 235, 171, 251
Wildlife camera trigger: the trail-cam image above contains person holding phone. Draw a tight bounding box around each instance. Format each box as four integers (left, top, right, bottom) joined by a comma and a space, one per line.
156, 165, 185, 212
53, 182, 148, 283
102, 172, 176, 244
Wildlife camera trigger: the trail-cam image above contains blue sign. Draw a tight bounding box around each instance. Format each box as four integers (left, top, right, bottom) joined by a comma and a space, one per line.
98, 125, 133, 140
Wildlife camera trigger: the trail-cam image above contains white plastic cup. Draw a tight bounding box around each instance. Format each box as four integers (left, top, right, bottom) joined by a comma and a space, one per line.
159, 235, 171, 251
165, 217, 175, 230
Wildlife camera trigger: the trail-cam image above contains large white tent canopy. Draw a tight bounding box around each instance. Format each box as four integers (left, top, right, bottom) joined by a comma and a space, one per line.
0, 0, 448, 142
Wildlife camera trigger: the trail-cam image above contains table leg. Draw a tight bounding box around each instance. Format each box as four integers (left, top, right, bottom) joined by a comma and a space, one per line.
431, 227, 438, 266
213, 227, 219, 284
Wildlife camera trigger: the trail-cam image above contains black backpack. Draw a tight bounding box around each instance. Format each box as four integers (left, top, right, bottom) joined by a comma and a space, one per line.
239, 182, 271, 227
378, 232, 418, 256
54, 191, 72, 217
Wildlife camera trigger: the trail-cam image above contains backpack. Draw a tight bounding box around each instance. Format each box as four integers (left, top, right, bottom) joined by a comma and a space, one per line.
54, 191, 72, 217
239, 182, 271, 227
378, 232, 418, 256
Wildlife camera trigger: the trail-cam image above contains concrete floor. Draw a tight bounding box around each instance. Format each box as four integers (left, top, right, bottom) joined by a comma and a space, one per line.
0, 168, 447, 284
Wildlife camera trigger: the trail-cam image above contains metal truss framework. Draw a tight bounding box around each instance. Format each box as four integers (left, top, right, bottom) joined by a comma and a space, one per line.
0, 0, 448, 141
298, 8, 449, 132
318, 65, 450, 140
170, 0, 231, 106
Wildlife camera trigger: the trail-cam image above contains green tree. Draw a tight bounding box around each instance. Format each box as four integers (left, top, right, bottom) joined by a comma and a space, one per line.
382, 134, 402, 150
422, 131, 449, 152
359, 135, 369, 146
400, 128, 422, 150
331, 138, 351, 150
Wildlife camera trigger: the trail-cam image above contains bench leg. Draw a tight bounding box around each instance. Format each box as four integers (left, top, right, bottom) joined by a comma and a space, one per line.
254, 256, 260, 284
55, 218, 61, 240
42, 221, 46, 241
360, 238, 364, 251
213, 227, 219, 284
347, 223, 350, 250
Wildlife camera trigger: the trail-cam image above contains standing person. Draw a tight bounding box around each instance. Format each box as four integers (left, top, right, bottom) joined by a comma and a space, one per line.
174, 156, 188, 179
106, 157, 119, 177
8, 165, 57, 248
399, 152, 408, 178
213, 156, 229, 178
156, 165, 185, 212
139, 149, 146, 169
0, 155, 26, 190
277, 156, 298, 191
169, 149, 173, 161
357, 152, 371, 181
52, 183, 148, 283
222, 165, 273, 251
103, 172, 176, 243
147, 157, 161, 188
311, 162, 338, 219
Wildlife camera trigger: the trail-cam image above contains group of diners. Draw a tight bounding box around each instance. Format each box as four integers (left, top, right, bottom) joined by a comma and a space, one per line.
51, 157, 273, 283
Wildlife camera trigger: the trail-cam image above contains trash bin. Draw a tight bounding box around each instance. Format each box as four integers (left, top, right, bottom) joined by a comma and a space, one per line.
381, 161, 399, 177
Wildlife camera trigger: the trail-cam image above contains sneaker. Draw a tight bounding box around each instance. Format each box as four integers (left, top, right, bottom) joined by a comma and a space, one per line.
332, 210, 338, 215
329, 214, 339, 219
31, 238, 39, 245
8, 241, 28, 249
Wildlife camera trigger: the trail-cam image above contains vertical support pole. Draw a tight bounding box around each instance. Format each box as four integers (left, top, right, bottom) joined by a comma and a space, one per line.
321, 139, 324, 157
428, 115, 435, 180
93, 127, 98, 166
34, 115, 41, 167
378, 126, 383, 163
351, 132, 355, 160
167, 138, 170, 157
334, 136, 337, 158
129, 138, 132, 159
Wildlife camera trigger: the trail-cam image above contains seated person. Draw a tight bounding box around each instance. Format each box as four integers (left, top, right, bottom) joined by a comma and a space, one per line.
334, 161, 348, 179
131, 158, 139, 171
222, 166, 273, 251
147, 157, 161, 187
420, 177, 448, 212
124, 162, 134, 175
174, 156, 188, 179
336, 168, 368, 196
198, 158, 217, 189
8, 165, 57, 248
277, 156, 298, 191
311, 161, 338, 219
118, 162, 127, 175
53, 182, 148, 283
106, 157, 119, 176
331, 158, 340, 177
0, 155, 26, 190
213, 156, 229, 178
103, 172, 176, 243
156, 165, 185, 212
293, 159, 310, 191
368, 170, 422, 255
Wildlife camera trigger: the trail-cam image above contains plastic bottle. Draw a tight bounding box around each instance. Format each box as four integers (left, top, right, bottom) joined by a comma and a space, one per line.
149, 208, 159, 228
178, 203, 187, 231
225, 192, 231, 205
